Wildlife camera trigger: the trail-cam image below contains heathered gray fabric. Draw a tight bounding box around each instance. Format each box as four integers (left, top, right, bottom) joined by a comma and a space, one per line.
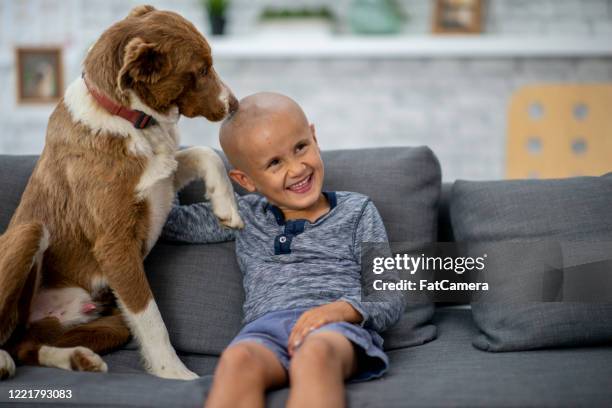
451, 173, 612, 351
163, 191, 405, 333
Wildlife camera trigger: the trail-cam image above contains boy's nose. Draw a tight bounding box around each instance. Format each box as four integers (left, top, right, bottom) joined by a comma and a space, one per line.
288, 162, 307, 178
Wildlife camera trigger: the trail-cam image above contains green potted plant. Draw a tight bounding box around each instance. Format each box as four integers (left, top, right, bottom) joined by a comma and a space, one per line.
202, 0, 230, 35
258, 7, 337, 37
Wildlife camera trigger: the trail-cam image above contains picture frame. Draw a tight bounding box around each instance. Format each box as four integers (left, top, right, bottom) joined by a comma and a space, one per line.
16, 47, 63, 104
432, 0, 483, 34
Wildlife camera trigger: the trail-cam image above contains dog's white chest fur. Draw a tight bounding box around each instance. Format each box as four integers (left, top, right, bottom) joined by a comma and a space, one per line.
132, 124, 179, 255
63, 78, 180, 255
141, 176, 175, 255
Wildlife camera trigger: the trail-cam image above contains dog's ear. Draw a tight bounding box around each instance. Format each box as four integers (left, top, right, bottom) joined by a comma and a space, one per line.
127, 5, 156, 18
118, 37, 171, 92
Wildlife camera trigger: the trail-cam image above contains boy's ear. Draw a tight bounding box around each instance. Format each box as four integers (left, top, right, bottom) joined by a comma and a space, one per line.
309, 123, 318, 145
229, 169, 257, 192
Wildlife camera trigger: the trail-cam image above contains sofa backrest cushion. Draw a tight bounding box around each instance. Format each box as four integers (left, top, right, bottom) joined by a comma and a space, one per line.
163, 146, 441, 353
451, 174, 612, 351
0, 147, 441, 355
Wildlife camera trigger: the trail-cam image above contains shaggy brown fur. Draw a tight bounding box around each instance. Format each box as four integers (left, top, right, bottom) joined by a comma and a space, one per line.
84, 5, 235, 119
0, 4, 238, 379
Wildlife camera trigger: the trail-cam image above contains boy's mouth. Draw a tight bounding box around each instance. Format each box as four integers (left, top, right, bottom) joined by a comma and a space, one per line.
287, 174, 314, 194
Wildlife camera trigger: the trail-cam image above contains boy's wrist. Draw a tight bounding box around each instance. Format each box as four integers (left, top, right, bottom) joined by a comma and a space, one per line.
337, 300, 363, 324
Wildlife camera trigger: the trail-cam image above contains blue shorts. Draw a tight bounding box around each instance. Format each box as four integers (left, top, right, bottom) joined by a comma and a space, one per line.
228, 307, 389, 382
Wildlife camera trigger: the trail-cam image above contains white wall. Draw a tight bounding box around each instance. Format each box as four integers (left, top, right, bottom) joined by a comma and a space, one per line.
1, 0, 611, 180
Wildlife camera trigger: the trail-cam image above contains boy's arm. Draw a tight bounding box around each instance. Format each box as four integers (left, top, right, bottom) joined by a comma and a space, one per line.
288, 200, 405, 353
160, 195, 238, 244
341, 200, 406, 333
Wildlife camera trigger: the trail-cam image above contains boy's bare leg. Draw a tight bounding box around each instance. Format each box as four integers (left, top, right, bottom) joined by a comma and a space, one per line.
205, 342, 287, 408
287, 331, 358, 408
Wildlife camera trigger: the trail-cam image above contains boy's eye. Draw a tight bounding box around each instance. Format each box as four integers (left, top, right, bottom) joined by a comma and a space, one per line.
267, 159, 280, 168
296, 142, 307, 152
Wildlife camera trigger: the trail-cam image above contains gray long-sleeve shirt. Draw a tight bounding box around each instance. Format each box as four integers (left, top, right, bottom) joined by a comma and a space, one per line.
161, 191, 405, 333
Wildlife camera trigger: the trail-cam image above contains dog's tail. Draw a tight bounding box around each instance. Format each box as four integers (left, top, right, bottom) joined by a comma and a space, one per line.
0, 222, 49, 347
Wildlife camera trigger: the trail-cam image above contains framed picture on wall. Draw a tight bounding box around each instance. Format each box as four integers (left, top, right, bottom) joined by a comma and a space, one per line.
16, 47, 63, 104
432, 0, 483, 34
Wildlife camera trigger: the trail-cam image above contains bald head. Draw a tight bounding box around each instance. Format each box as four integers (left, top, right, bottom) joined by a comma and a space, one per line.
219, 92, 309, 170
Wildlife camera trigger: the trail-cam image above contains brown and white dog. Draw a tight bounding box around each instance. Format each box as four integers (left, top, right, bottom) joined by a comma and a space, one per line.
0, 5, 242, 380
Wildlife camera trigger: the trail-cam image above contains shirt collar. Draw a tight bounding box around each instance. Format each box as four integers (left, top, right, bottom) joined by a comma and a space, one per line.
266, 191, 337, 226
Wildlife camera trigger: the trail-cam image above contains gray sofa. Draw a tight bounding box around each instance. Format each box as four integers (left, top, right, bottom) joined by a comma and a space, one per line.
0, 148, 611, 407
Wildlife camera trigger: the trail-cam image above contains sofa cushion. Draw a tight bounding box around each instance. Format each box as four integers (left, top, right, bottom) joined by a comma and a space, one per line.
269, 308, 612, 408
172, 147, 441, 353
4, 309, 611, 407
0, 365, 210, 407
144, 242, 244, 355
450, 174, 612, 351
0, 155, 37, 231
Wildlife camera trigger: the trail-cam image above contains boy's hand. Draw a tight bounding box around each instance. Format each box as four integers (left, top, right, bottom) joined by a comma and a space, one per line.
287, 301, 363, 356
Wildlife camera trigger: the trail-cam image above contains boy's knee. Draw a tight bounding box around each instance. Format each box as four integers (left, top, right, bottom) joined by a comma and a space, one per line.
290, 335, 337, 372
218, 344, 266, 379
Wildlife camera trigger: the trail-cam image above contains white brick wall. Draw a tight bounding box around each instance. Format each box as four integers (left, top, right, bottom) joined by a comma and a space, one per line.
179, 56, 612, 181
0, 0, 611, 181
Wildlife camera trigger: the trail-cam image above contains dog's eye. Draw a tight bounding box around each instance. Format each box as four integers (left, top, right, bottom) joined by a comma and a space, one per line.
200, 66, 208, 76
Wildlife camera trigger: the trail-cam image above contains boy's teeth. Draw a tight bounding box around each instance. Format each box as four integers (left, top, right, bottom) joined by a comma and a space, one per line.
290, 176, 310, 189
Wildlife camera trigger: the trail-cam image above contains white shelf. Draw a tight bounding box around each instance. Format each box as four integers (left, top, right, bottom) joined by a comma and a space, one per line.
209, 35, 612, 59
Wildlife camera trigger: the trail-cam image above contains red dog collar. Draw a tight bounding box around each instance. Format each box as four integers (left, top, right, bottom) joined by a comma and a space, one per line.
82, 73, 156, 129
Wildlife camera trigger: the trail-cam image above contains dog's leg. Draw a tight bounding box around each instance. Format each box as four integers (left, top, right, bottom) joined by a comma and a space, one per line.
39, 346, 108, 372
116, 299, 198, 379
6, 317, 107, 373
51, 313, 131, 354
7, 313, 128, 375
0, 223, 48, 380
0, 350, 15, 380
93, 238, 197, 380
174, 146, 243, 229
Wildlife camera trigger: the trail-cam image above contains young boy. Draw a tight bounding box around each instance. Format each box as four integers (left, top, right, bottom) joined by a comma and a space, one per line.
162, 92, 404, 408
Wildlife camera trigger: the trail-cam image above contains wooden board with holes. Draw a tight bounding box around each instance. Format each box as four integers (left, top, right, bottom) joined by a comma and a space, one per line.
506, 84, 612, 179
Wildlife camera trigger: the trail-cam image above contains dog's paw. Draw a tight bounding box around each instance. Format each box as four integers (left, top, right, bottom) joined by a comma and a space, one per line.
0, 350, 16, 380
210, 192, 244, 229
70, 347, 108, 373
150, 361, 199, 380
216, 207, 244, 230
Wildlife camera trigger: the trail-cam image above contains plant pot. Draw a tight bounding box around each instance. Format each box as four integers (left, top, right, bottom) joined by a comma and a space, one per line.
257, 18, 334, 38
209, 15, 226, 35
349, 0, 403, 35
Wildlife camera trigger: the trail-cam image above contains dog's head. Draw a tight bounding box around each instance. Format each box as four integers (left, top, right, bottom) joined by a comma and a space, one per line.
84, 5, 237, 121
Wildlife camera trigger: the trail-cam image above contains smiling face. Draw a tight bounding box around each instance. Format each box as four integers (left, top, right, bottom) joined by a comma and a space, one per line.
221, 93, 325, 215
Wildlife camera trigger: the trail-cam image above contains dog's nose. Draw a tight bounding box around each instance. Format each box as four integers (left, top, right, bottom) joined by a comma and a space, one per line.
228, 94, 239, 114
